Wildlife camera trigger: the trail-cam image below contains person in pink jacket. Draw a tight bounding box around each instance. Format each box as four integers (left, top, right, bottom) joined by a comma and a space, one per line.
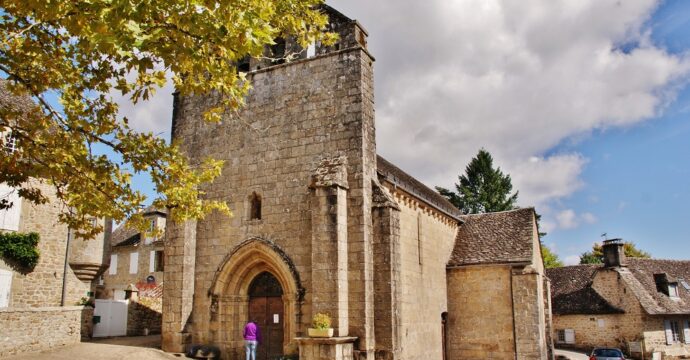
244, 320, 262, 360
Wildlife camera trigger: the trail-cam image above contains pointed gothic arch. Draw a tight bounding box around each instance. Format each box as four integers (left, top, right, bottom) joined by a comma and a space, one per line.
208, 238, 303, 359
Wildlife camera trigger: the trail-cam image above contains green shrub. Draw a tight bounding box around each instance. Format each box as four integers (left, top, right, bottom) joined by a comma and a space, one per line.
77, 297, 95, 307
0, 232, 40, 269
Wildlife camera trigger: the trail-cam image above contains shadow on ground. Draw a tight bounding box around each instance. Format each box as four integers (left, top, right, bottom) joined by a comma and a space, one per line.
5, 335, 184, 360
90, 334, 163, 348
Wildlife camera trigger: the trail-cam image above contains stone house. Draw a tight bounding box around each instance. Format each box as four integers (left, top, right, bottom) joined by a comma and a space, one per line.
447, 209, 554, 360
0, 182, 108, 356
547, 239, 690, 359
0, 83, 108, 356
162, 5, 552, 360
99, 206, 166, 335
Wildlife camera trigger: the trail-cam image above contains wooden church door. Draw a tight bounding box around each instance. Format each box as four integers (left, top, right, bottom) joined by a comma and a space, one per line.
248, 272, 285, 360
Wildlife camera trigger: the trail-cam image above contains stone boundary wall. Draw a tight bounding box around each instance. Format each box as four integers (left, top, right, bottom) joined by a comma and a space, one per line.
127, 296, 162, 336
0, 306, 91, 357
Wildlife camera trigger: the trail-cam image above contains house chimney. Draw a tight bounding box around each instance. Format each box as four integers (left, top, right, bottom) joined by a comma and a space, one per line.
602, 238, 626, 268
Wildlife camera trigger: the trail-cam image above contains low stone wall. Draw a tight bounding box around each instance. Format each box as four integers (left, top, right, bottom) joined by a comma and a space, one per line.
0, 306, 91, 357
127, 297, 162, 336
296, 337, 356, 360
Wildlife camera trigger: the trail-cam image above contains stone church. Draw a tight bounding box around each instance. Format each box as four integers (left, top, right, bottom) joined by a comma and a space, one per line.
162, 6, 552, 360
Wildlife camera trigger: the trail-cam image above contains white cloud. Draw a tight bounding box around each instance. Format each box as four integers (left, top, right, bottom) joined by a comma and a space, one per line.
564, 255, 581, 266
329, 0, 690, 209
582, 212, 598, 224
556, 209, 579, 229
112, 0, 690, 215
508, 154, 587, 208
553, 209, 598, 230
110, 72, 175, 139
539, 219, 555, 235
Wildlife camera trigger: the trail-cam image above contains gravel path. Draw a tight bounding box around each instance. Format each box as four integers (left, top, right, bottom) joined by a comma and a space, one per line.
555, 348, 590, 360
4, 335, 183, 360
7, 336, 589, 360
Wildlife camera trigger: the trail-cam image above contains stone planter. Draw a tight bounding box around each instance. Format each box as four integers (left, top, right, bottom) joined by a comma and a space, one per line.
307, 328, 334, 337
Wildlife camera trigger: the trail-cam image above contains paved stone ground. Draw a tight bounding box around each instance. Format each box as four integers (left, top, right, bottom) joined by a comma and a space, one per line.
4, 335, 184, 360
6, 336, 587, 360
555, 348, 590, 360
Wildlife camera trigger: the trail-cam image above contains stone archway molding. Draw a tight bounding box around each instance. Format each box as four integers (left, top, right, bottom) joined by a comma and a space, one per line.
208, 237, 304, 299
207, 237, 304, 358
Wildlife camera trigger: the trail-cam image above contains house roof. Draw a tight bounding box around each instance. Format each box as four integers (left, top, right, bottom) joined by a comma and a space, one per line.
546, 265, 624, 315
0, 79, 39, 119
111, 225, 141, 247
110, 205, 166, 247
547, 259, 690, 316
447, 208, 536, 267
620, 258, 690, 315
376, 155, 462, 221
113, 233, 141, 248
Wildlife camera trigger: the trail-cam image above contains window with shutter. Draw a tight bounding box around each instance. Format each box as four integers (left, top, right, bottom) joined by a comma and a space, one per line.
149, 250, 156, 273
564, 329, 575, 344
557, 330, 566, 343
129, 252, 138, 274
665, 319, 682, 344
109, 254, 118, 275
154, 251, 164, 272
0, 269, 12, 308
0, 184, 22, 231
671, 321, 681, 343
684, 320, 690, 344
665, 320, 674, 345
145, 219, 155, 244
3, 131, 17, 154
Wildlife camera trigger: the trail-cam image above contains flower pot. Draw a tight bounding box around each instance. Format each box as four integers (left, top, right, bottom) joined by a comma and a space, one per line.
307, 328, 334, 337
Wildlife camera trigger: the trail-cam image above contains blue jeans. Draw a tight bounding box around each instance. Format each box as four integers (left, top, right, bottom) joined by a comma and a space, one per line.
245, 340, 258, 360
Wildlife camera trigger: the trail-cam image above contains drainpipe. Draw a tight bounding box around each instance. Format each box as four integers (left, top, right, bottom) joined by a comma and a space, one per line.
510, 267, 518, 360
60, 228, 72, 306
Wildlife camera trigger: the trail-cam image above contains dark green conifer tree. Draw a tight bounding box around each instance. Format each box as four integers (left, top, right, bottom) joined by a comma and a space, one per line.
436, 149, 518, 214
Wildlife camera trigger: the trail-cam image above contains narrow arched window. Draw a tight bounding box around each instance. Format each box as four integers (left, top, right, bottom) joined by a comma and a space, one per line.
250, 192, 262, 220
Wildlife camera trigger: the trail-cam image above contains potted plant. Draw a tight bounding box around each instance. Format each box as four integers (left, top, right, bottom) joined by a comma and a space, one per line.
307, 313, 334, 337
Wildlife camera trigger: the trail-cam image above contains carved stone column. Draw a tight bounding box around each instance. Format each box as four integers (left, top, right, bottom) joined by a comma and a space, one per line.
371, 181, 401, 360
162, 218, 197, 352
309, 156, 349, 336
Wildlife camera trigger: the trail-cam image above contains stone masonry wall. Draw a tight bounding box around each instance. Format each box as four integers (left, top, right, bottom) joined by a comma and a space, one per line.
642, 315, 690, 359
165, 47, 376, 359
391, 187, 458, 360
0, 306, 90, 357
511, 221, 549, 360
512, 270, 547, 360
101, 243, 164, 298
446, 265, 516, 360
591, 268, 647, 342
552, 268, 657, 356
127, 296, 163, 336
553, 313, 628, 350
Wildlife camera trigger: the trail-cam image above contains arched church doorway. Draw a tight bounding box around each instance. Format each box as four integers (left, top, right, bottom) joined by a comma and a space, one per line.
248, 271, 284, 360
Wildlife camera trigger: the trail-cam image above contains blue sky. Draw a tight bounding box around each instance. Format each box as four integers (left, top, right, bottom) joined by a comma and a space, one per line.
120, 0, 690, 263
322, 0, 690, 264
545, 0, 690, 262
12, 1, 686, 264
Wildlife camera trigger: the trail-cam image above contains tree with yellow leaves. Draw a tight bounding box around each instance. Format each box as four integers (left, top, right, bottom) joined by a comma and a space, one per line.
0, 0, 335, 237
